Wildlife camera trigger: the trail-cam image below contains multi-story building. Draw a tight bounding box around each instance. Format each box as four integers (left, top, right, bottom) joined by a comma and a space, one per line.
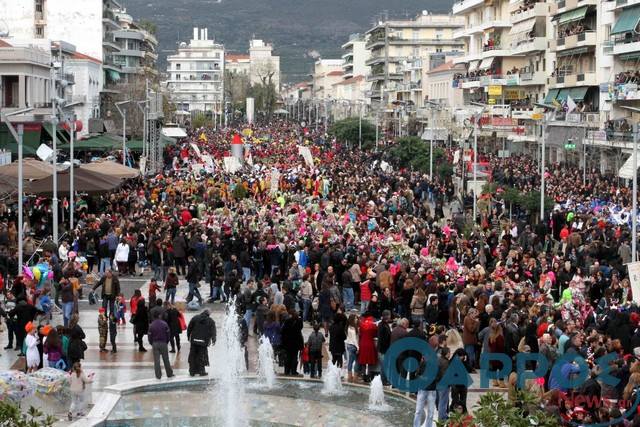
451, 0, 554, 154
364, 11, 465, 110
165, 27, 225, 118
111, 9, 158, 84
312, 59, 344, 100
249, 39, 280, 91
341, 34, 370, 80
225, 53, 251, 75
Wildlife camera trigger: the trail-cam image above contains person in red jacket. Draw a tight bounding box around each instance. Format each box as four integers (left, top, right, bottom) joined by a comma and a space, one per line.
357, 313, 378, 382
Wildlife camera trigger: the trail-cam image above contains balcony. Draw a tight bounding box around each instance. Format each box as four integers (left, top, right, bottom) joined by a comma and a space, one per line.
113, 29, 144, 41
0, 47, 50, 66
609, 82, 640, 101
549, 71, 597, 88
550, 31, 596, 52
510, 2, 550, 21
611, 33, 640, 56
584, 130, 634, 148
614, 0, 640, 9
549, 111, 599, 126
481, 45, 512, 58
58, 72, 75, 85
555, 0, 598, 14
453, 28, 470, 39
452, 0, 485, 15
517, 71, 546, 85
510, 37, 547, 54
365, 56, 386, 66
511, 108, 538, 120
118, 49, 145, 58
468, 20, 512, 35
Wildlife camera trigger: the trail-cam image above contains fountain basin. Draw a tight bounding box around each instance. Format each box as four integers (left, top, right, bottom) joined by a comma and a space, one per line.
73, 376, 415, 426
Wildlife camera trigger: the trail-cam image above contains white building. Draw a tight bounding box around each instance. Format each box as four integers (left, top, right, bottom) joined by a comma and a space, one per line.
249, 39, 280, 91
165, 27, 225, 117
225, 53, 251, 75
341, 34, 369, 80
312, 59, 344, 100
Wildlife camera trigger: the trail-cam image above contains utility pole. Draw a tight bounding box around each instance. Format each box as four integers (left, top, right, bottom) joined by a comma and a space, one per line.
51, 83, 59, 244
540, 115, 546, 222
69, 118, 75, 231
358, 101, 363, 150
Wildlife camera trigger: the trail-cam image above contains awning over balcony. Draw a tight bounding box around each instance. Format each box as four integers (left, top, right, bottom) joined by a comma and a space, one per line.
556, 89, 570, 102
556, 46, 591, 57
611, 5, 640, 35
556, 6, 589, 25
509, 19, 536, 43
544, 88, 560, 104
478, 57, 495, 71
468, 60, 479, 72
568, 86, 589, 101
620, 52, 640, 61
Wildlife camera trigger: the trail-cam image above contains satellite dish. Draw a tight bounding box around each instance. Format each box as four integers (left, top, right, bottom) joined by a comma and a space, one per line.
0, 20, 9, 38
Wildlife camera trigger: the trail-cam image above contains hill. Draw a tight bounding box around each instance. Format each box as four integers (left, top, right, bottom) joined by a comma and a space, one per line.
123, 0, 454, 82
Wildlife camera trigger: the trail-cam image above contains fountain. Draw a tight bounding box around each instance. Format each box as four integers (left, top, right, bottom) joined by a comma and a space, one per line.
213, 299, 247, 427
368, 375, 391, 411
257, 336, 276, 389
322, 362, 346, 396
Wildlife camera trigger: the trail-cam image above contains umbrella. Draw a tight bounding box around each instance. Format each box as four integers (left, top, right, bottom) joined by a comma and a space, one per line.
24, 167, 124, 195
273, 109, 289, 115
0, 159, 54, 181
80, 161, 140, 179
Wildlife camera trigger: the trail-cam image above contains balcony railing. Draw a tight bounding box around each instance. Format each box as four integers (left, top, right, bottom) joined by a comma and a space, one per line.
552, 111, 599, 124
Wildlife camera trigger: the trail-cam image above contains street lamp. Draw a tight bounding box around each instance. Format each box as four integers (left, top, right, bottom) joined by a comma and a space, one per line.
1, 107, 34, 274
469, 101, 488, 223
425, 100, 441, 181
621, 105, 640, 262
115, 100, 132, 166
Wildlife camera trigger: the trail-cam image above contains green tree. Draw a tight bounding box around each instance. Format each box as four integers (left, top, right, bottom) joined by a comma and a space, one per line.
0, 401, 55, 427
191, 112, 210, 129
387, 136, 453, 179
137, 19, 157, 35
328, 118, 376, 150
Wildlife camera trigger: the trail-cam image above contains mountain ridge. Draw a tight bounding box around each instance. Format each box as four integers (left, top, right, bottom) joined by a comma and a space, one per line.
122, 0, 455, 82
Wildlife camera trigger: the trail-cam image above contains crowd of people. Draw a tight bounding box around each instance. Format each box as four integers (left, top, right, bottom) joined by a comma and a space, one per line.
1, 118, 640, 426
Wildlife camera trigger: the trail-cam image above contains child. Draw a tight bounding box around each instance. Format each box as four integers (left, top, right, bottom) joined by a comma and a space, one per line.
98, 308, 108, 353
307, 323, 325, 378
68, 362, 94, 421
115, 294, 127, 326
25, 322, 40, 373
108, 313, 118, 353
148, 278, 161, 303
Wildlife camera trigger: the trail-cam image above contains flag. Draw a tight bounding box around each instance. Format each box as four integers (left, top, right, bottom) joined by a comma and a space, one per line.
566, 95, 577, 114
552, 98, 561, 109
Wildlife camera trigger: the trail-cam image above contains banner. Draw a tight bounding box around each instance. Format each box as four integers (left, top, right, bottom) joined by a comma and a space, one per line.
628, 262, 640, 304
223, 156, 242, 174
190, 143, 202, 159
246, 98, 255, 124
298, 145, 314, 167
488, 85, 503, 96
201, 154, 215, 173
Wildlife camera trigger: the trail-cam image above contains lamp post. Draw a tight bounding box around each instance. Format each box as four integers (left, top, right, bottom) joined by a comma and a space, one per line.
1, 108, 34, 274
469, 101, 488, 223
359, 101, 363, 150
425, 100, 441, 181
115, 100, 131, 166
69, 118, 75, 231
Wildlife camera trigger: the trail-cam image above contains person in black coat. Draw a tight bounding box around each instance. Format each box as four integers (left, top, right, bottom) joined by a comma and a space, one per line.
378, 310, 392, 385
281, 308, 303, 376
165, 302, 182, 353
9, 300, 40, 356
187, 309, 217, 376
67, 314, 87, 366
329, 312, 347, 367
133, 299, 149, 352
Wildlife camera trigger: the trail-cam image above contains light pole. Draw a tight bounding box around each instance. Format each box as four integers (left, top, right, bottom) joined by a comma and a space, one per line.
115, 100, 131, 166
1, 107, 33, 274
469, 101, 488, 223
51, 100, 59, 244
425, 100, 441, 181
358, 101, 363, 150
69, 118, 75, 231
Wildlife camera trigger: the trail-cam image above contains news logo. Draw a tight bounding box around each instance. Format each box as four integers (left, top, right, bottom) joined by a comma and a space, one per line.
383, 339, 640, 427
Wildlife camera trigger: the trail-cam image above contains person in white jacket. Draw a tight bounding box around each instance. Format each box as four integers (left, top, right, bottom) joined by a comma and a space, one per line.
68, 362, 94, 420
114, 239, 130, 275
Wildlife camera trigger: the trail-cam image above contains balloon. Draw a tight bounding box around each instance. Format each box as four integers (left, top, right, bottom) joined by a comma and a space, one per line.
32, 267, 41, 282
23, 266, 34, 279
47, 271, 54, 280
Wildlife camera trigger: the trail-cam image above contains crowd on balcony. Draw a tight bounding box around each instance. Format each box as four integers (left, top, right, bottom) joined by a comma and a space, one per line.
615, 70, 640, 85
605, 118, 632, 134
512, 0, 539, 14
483, 38, 500, 51
557, 23, 590, 39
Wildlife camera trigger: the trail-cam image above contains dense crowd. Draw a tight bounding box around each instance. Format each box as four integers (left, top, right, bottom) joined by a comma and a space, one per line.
1, 120, 640, 426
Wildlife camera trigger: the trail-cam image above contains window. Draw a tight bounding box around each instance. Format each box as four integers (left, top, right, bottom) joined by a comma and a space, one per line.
436, 48, 442, 53
413, 29, 419, 41
436, 30, 443, 40
412, 47, 420, 58
35, 0, 43, 12
35, 25, 44, 38
175, 73, 181, 80
176, 63, 181, 70
604, 24, 611, 40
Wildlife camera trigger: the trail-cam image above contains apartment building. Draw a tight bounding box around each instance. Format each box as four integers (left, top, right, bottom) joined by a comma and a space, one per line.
341, 34, 370, 80
165, 27, 225, 117
312, 59, 344, 100
364, 11, 465, 110
111, 9, 159, 84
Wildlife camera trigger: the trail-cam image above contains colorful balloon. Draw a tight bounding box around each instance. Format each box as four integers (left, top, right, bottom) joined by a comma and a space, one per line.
32, 267, 41, 283
23, 266, 34, 279
47, 271, 54, 280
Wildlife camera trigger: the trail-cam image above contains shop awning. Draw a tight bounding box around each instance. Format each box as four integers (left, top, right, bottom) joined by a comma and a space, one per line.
544, 88, 560, 104
509, 19, 536, 43
557, 6, 589, 25
556, 89, 571, 102
478, 57, 495, 71
161, 127, 187, 138
468, 60, 479, 72
612, 5, 640, 35
108, 70, 121, 82
556, 46, 591, 58
42, 123, 69, 145
60, 135, 119, 151
568, 86, 589, 101
620, 52, 640, 61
